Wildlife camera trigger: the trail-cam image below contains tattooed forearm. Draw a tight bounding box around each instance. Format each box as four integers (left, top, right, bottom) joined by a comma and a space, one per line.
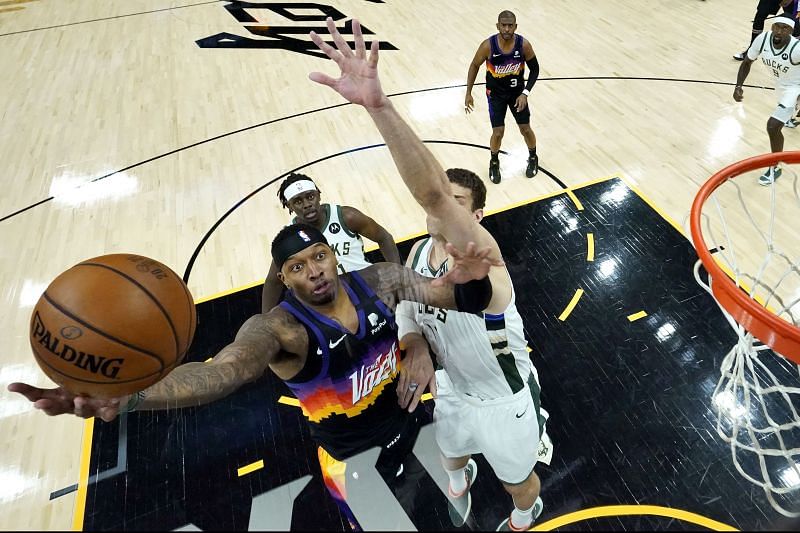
363, 262, 456, 311
137, 314, 283, 410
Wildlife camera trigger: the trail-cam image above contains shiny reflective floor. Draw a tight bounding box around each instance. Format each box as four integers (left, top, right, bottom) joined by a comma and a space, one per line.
78, 178, 792, 530
3, 0, 800, 530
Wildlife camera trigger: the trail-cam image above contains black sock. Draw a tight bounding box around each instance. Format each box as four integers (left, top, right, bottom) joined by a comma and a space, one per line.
490, 152, 499, 162
529, 147, 537, 158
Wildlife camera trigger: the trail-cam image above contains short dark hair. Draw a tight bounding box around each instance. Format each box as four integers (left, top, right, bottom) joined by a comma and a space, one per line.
277, 172, 320, 209
498, 10, 516, 22
446, 168, 486, 211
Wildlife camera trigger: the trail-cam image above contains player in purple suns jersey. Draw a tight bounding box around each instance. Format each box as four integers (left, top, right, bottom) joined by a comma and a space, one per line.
465, 10, 541, 184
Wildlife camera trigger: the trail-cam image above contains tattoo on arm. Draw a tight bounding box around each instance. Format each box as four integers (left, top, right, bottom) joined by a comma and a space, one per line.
362, 263, 456, 312
138, 313, 288, 410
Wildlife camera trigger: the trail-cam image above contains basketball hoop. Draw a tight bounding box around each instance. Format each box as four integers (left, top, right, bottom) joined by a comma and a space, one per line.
690, 151, 800, 517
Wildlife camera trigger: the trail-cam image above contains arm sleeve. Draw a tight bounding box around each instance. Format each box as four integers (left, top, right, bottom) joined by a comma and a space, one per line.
396, 300, 423, 339
454, 276, 493, 313
525, 56, 540, 91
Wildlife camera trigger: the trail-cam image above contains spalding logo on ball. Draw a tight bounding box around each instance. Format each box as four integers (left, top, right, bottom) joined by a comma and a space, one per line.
29, 254, 197, 398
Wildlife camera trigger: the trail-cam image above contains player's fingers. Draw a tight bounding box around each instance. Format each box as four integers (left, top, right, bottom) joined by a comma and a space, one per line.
429, 374, 437, 398
368, 39, 379, 68
7, 382, 45, 402
408, 386, 424, 412
327, 17, 353, 58
309, 31, 343, 64
353, 19, 366, 59
309, 72, 339, 88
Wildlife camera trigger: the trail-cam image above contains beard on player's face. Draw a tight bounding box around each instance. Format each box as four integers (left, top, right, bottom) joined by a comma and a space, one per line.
282, 245, 340, 306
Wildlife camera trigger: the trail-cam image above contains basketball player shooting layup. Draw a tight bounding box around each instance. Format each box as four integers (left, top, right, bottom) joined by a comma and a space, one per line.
262, 172, 401, 312
734, 15, 800, 185
8, 17, 506, 531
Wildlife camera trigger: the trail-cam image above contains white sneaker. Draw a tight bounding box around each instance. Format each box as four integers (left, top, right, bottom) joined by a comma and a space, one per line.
758, 166, 782, 186
786, 118, 800, 128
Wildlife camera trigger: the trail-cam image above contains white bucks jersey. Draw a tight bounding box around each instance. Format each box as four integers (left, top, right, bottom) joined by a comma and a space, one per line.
293, 204, 370, 273
409, 237, 534, 400
748, 32, 800, 89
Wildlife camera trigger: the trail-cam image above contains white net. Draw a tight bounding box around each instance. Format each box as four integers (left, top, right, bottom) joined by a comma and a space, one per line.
692, 160, 800, 517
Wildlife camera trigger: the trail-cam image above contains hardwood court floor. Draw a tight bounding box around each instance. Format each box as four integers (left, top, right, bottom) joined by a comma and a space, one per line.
1, 0, 799, 530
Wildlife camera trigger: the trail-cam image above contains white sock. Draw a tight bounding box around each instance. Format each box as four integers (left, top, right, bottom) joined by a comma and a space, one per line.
446, 466, 468, 495
510, 500, 536, 529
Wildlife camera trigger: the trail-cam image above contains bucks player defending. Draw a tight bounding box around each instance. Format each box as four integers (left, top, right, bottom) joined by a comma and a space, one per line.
306, 17, 547, 531
395, 169, 548, 531
465, 10, 540, 184
263, 173, 401, 311
734, 16, 800, 185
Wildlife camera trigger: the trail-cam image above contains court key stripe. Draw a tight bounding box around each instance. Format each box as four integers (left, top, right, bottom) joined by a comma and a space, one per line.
237, 460, 264, 477
586, 233, 595, 262
558, 289, 584, 321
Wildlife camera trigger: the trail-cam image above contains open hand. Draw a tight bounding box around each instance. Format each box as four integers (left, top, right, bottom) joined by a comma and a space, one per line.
733, 86, 744, 102
465, 93, 474, 114
7, 382, 124, 422
397, 334, 436, 412
432, 241, 504, 287
514, 93, 528, 112
308, 17, 387, 110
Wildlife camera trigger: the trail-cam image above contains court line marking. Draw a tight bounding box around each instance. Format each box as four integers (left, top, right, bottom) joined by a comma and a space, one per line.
195, 174, 621, 299
586, 233, 595, 262
0, 0, 221, 37
566, 189, 584, 211
558, 289, 584, 322
530, 504, 737, 531
237, 459, 264, 477
0, 0, 36, 6
0, 6, 24, 13
627, 310, 648, 322
72, 417, 93, 530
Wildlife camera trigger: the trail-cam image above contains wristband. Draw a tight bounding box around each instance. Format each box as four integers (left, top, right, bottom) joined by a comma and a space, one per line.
119, 391, 146, 413
522, 89, 530, 96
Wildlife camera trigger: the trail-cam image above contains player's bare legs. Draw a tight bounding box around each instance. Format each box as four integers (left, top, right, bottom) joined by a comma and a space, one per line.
518, 123, 538, 177
442, 454, 477, 526
490, 126, 505, 183
499, 469, 543, 531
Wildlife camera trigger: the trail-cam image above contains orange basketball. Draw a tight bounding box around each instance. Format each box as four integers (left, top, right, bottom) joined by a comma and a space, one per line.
29, 254, 197, 399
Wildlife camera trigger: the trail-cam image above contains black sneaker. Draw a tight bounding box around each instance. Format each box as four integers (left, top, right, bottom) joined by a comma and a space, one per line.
733, 51, 746, 61
489, 159, 501, 184
526, 154, 539, 178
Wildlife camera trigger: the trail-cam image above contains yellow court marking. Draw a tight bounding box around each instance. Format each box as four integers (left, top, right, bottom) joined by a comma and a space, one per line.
278, 395, 301, 407
530, 504, 737, 531
0, 0, 38, 5
204, 357, 213, 363
0, 5, 25, 12
586, 233, 595, 262
627, 310, 648, 322
194, 278, 264, 304
72, 418, 94, 531
237, 459, 265, 477
618, 175, 687, 239
565, 189, 584, 211
558, 289, 584, 321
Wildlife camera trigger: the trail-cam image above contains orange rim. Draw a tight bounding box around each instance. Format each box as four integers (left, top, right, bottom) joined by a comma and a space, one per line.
689, 151, 800, 364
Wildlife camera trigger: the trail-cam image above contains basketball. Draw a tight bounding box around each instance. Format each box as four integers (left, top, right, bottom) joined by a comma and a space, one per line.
29, 254, 197, 399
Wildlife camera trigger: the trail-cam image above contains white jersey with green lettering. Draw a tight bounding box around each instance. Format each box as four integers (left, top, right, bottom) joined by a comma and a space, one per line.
747, 31, 800, 90
408, 237, 534, 400
293, 204, 370, 273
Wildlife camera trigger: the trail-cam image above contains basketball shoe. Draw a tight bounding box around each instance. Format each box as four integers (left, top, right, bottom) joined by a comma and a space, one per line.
496, 497, 544, 531
758, 166, 782, 186
785, 118, 800, 128
526, 154, 539, 178
733, 51, 746, 61
447, 459, 478, 527
489, 158, 502, 184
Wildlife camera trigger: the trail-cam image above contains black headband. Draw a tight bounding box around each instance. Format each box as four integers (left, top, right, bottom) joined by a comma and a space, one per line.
271, 224, 329, 268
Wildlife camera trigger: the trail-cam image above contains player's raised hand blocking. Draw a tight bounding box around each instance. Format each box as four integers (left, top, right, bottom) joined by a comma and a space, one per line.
308, 17, 387, 110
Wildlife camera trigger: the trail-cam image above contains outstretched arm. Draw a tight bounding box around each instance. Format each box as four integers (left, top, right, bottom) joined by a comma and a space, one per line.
309, 17, 511, 312
341, 206, 401, 264
9, 310, 295, 421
